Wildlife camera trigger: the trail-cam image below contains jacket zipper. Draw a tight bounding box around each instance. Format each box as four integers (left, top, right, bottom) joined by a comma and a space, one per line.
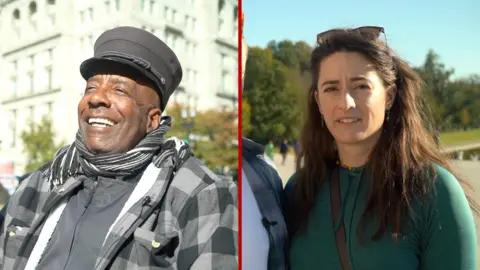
62, 179, 98, 270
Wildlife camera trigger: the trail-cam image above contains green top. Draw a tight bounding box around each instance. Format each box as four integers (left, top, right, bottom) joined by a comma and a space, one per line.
285, 165, 477, 270
265, 143, 274, 159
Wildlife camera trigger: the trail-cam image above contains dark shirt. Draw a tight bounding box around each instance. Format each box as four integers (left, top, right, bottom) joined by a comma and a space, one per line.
280, 143, 288, 154
36, 173, 140, 270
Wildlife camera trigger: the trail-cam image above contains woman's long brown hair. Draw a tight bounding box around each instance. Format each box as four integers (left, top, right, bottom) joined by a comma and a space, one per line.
289, 29, 478, 241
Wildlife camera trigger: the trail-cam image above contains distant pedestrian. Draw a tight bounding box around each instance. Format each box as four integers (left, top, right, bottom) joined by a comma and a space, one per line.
265, 140, 274, 160
293, 140, 300, 158
280, 140, 289, 165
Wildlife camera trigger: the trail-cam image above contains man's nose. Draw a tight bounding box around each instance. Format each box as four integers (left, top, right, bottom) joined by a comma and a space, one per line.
87, 88, 111, 108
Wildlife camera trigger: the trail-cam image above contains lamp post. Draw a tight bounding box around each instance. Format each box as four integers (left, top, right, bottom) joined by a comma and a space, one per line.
181, 107, 196, 145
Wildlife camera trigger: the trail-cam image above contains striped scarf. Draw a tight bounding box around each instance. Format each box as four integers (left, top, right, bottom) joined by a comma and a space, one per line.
44, 116, 189, 190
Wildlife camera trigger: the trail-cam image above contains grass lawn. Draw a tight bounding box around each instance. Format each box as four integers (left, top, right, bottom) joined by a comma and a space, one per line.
439, 129, 480, 146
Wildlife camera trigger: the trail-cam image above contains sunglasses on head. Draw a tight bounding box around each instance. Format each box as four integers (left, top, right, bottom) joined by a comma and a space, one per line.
316, 26, 386, 45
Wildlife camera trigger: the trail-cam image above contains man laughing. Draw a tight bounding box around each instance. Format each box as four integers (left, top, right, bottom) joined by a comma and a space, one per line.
0, 26, 237, 270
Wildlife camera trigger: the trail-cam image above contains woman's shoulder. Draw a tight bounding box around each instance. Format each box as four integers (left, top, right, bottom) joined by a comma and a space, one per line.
430, 164, 467, 201
420, 164, 474, 226
414, 164, 477, 267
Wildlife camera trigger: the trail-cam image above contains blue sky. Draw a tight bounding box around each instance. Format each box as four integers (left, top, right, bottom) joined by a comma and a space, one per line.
243, 0, 479, 79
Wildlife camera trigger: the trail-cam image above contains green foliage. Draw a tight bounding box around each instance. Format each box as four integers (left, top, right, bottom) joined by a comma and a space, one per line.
416, 50, 480, 130
245, 41, 480, 144
439, 129, 480, 146
165, 103, 238, 173
242, 98, 252, 136
243, 46, 301, 144
20, 115, 65, 173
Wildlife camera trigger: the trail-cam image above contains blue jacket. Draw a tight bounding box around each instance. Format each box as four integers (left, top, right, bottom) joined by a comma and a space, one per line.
242, 137, 288, 270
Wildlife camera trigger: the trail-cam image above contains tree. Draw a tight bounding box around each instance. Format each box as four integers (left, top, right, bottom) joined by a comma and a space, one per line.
416, 50, 455, 130
194, 107, 237, 173
165, 103, 238, 173
20, 115, 65, 172
460, 109, 470, 128
242, 98, 252, 137
268, 40, 312, 73
243, 46, 301, 144
247, 40, 480, 137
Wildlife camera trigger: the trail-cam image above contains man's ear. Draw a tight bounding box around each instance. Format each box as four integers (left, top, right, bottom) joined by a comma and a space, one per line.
146, 107, 162, 133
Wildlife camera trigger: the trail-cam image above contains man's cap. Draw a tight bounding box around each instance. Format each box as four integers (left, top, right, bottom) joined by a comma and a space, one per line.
79, 26, 182, 110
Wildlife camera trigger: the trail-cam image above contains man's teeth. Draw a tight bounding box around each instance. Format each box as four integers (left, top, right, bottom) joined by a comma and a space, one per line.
339, 118, 360, 123
88, 118, 114, 126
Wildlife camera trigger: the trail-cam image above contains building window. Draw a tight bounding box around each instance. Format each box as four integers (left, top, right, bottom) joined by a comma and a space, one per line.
47, 0, 56, 26
191, 18, 196, 32
115, 0, 120, 11
79, 11, 85, 24
218, 0, 225, 14
193, 70, 197, 84
221, 71, 233, 93
172, 10, 177, 23
29, 106, 34, 120
185, 68, 190, 83
220, 54, 227, 67
165, 7, 173, 21
29, 1, 37, 27
13, 9, 20, 21
13, 9, 21, 37
48, 48, 53, 61
233, 6, 238, 21
28, 72, 34, 93
10, 110, 17, 147
29, 54, 35, 67
47, 102, 53, 114
105, 0, 111, 13
218, 18, 224, 36
48, 13, 56, 27
171, 35, 177, 49
149, 0, 155, 14
29, 2, 37, 15
185, 41, 190, 55
10, 76, 18, 98
46, 66, 52, 89
88, 35, 94, 46
88, 7, 94, 21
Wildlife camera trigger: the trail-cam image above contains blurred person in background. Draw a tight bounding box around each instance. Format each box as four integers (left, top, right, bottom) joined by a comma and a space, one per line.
241, 13, 288, 270
285, 26, 477, 270
265, 140, 275, 161
280, 139, 289, 165
0, 26, 237, 270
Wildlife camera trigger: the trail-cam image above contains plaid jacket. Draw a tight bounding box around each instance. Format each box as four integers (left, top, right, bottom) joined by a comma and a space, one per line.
242, 138, 288, 270
0, 156, 238, 269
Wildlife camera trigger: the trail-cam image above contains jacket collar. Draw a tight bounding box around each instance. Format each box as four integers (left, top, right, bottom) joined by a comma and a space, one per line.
242, 137, 265, 157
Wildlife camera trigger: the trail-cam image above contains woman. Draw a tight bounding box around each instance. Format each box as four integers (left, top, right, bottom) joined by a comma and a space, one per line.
285, 26, 477, 270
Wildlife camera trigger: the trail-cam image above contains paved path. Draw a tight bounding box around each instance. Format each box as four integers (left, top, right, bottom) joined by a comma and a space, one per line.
272, 153, 480, 186
442, 141, 480, 153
